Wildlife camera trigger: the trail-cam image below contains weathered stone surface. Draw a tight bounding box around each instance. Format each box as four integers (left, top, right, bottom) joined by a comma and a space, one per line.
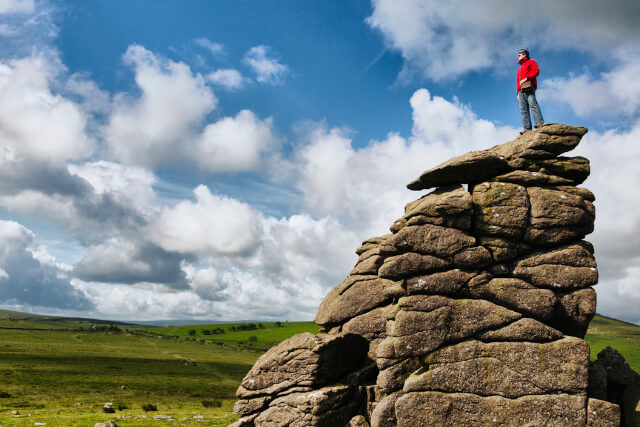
395, 391, 587, 427
493, 169, 574, 186
228, 414, 258, 427
370, 391, 403, 427
404, 185, 472, 218
316, 277, 396, 326
254, 386, 362, 427
405, 338, 589, 397
512, 243, 598, 292
554, 287, 597, 337
350, 255, 384, 275
342, 307, 388, 360
377, 358, 420, 394
357, 247, 383, 263
391, 224, 476, 257
452, 245, 493, 268
587, 398, 621, 427
405, 269, 478, 295
533, 156, 590, 185
525, 187, 594, 246
473, 182, 529, 239
515, 242, 597, 267
236, 333, 367, 399
407, 151, 509, 191
405, 213, 471, 230
489, 123, 588, 163
377, 296, 521, 360
378, 252, 449, 279
234, 396, 271, 417
355, 235, 393, 255
467, 278, 558, 320
348, 414, 370, 427
480, 236, 528, 262
557, 186, 596, 202
475, 317, 563, 342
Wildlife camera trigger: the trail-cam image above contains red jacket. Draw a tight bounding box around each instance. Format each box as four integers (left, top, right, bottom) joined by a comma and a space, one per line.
517, 58, 539, 92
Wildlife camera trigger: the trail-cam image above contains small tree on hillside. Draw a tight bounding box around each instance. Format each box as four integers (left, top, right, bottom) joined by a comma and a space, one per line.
188, 329, 196, 336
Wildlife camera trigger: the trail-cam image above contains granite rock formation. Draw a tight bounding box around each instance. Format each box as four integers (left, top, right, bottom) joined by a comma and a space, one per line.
232, 124, 636, 426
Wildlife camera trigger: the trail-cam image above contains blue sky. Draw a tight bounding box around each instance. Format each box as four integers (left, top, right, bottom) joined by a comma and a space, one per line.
1, 0, 640, 323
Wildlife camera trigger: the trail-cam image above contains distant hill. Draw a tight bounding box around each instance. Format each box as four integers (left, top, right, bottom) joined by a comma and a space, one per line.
132, 319, 261, 327
0, 308, 141, 330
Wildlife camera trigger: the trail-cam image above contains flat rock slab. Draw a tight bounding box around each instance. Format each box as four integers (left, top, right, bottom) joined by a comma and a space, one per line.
407, 151, 509, 191
405, 337, 589, 397
395, 391, 587, 427
407, 124, 587, 190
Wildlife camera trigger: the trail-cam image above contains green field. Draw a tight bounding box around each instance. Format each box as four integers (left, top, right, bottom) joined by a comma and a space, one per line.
0, 310, 637, 425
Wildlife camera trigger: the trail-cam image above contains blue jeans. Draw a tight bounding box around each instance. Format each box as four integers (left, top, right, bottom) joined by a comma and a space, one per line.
518, 90, 544, 130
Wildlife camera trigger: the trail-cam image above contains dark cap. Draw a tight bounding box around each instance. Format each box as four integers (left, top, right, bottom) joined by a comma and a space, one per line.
518, 49, 529, 57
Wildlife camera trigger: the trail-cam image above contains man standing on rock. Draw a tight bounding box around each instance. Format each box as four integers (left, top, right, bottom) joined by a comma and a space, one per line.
517, 48, 544, 134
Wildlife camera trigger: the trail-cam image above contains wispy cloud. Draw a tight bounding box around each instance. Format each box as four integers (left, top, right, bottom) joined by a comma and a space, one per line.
193, 37, 224, 57
243, 45, 289, 85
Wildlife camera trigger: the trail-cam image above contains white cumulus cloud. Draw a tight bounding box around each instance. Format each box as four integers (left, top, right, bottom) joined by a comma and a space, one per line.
0, 54, 93, 164
367, 0, 640, 81
195, 109, 279, 173
104, 45, 217, 167
147, 185, 263, 255
540, 52, 640, 118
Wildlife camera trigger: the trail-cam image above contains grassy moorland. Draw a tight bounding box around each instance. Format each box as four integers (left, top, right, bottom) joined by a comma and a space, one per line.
584, 314, 640, 370
0, 310, 637, 425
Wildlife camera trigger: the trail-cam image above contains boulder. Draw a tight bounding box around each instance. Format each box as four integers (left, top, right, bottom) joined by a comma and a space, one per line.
253, 386, 363, 427
525, 187, 594, 246
554, 287, 597, 337
236, 332, 368, 401
315, 276, 395, 326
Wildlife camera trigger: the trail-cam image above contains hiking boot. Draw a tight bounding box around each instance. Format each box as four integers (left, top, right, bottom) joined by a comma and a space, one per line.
520, 129, 531, 134
534, 123, 545, 128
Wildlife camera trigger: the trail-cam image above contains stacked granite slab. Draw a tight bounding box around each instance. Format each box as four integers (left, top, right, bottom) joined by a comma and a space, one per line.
232, 124, 631, 426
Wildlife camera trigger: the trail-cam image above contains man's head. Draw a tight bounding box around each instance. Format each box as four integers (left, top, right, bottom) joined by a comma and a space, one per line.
518, 49, 529, 63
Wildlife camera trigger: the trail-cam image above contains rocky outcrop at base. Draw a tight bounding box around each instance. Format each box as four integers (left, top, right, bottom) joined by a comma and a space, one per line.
231, 124, 638, 426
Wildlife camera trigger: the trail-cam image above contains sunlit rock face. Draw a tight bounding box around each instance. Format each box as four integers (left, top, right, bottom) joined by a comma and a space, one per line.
231, 124, 632, 427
